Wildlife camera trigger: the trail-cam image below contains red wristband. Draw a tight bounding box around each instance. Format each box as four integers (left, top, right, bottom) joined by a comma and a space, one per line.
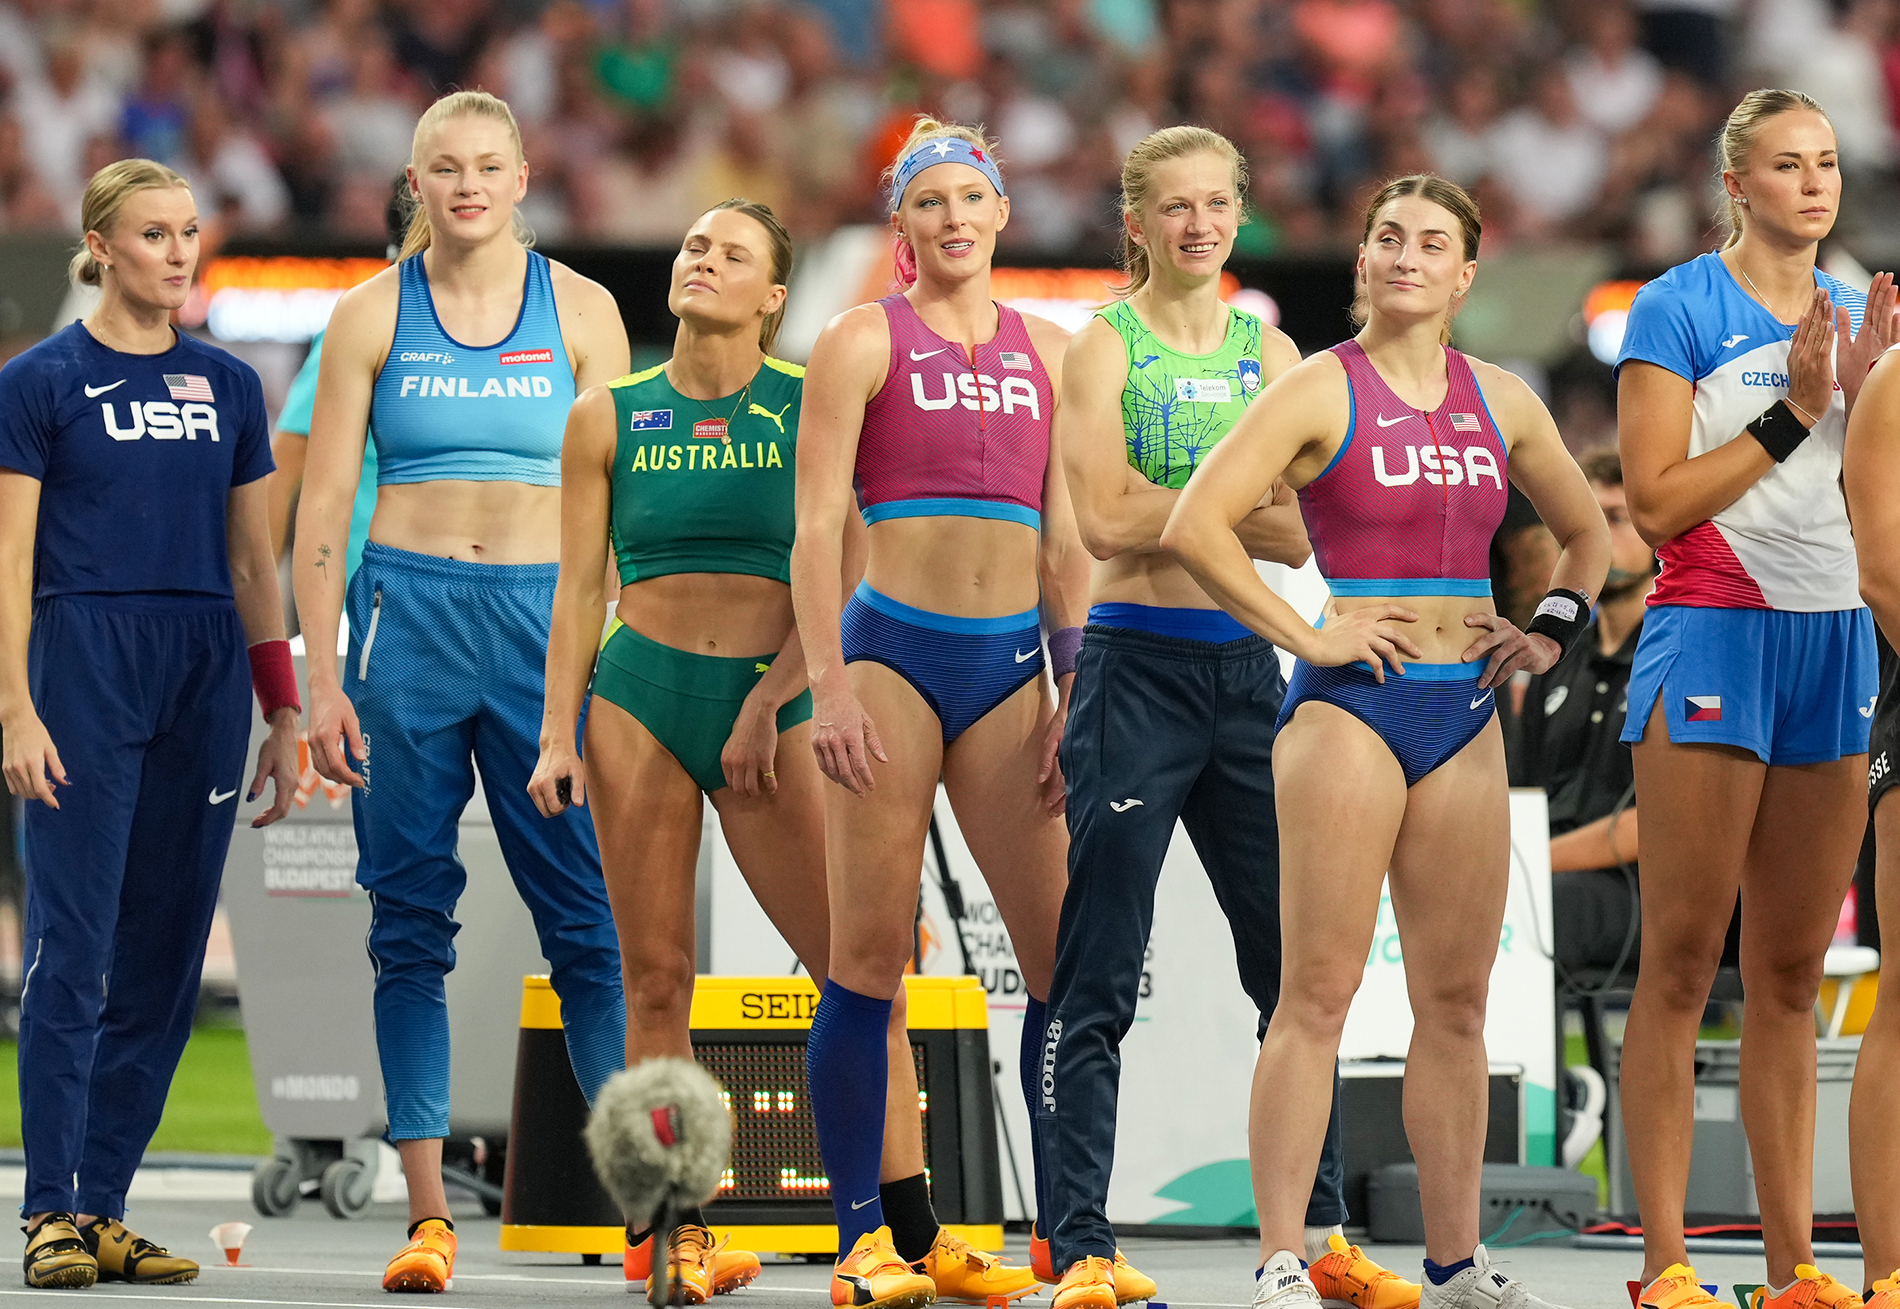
248, 639, 301, 720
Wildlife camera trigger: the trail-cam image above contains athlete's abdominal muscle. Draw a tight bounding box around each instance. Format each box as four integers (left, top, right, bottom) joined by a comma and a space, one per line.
1328, 592, 1498, 664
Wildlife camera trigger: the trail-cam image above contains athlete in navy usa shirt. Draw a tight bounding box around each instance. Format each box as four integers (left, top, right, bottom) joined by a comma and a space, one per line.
0, 160, 298, 1287
0, 321, 276, 597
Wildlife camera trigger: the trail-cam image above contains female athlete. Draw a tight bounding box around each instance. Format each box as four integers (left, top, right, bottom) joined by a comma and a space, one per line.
791, 117, 1088, 1309
0, 159, 300, 1288
1617, 90, 1891, 1309
1044, 125, 1414, 1309
293, 90, 631, 1293
1162, 173, 1608, 1309
527, 198, 912, 1302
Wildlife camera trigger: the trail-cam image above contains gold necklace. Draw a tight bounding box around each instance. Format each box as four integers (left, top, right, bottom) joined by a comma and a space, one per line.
1737, 259, 1814, 325
683, 381, 750, 445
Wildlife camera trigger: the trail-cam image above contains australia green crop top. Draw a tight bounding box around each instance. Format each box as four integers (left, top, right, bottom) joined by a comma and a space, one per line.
608, 356, 802, 585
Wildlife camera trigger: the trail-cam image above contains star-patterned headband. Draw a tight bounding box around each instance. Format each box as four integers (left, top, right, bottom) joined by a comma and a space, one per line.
888, 136, 1006, 212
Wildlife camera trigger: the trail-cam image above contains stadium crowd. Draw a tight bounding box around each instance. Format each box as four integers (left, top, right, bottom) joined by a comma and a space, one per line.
0, 0, 1892, 256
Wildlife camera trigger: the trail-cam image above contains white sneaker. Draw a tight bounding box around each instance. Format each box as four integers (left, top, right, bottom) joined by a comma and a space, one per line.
1418, 1246, 1572, 1309
1253, 1251, 1323, 1308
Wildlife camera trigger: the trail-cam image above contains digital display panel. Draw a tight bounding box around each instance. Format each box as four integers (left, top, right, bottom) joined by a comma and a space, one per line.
695, 1041, 930, 1203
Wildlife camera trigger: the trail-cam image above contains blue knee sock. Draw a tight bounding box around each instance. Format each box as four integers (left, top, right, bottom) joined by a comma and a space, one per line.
808, 980, 891, 1253
1020, 995, 1051, 1236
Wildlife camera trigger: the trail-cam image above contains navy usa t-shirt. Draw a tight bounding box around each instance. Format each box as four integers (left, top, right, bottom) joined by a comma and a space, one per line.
0, 322, 274, 599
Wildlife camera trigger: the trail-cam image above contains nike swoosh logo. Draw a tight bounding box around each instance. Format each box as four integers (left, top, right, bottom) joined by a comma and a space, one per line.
1470, 691, 1494, 711
849, 1198, 877, 1210
1375, 413, 1409, 427
1109, 799, 1144, 812
1014, 648, 1037, 663
84, 380, 126, 397
909, 348, 946, 361
208, 786, 237, 804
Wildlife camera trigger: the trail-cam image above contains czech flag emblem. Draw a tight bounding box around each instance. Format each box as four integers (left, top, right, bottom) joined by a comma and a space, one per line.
1685, 695, 1723, 721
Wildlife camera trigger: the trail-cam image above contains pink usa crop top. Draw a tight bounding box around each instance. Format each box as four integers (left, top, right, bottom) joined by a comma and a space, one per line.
1297, 339, 1508, 596
854, 294, 1052, 529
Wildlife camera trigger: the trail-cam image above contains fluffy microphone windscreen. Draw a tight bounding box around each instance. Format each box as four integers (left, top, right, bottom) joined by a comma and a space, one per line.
585, 1057, 734, 1223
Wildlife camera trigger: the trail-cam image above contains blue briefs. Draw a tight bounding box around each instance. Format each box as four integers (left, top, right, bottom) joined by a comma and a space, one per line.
841, 581, 1043, 743
1278, 657, 1496, 787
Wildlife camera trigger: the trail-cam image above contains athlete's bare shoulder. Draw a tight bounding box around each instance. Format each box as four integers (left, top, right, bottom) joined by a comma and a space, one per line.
1259, 321, 1301, 378
1017, 309, 1072, 358
813, 301, 892, 370
544, 258, 620, 319
324, 265, 402, 366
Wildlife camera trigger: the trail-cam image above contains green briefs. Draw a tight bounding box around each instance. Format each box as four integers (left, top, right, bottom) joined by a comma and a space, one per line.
592, 619, 814, 794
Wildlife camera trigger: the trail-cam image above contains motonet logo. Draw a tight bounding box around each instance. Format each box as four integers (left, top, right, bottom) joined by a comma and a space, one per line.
739, 991, 822, 1020
272, 1074, 360, 1101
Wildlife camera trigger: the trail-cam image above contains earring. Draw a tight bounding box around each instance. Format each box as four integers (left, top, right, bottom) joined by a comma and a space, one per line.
1737, 197, 1749, 205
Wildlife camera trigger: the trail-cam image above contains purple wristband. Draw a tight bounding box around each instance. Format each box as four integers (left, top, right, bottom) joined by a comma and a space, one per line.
1049, 626, 1083, 678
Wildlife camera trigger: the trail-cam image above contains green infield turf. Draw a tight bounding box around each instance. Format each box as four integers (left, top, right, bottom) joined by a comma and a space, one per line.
0, 1025, 269, 1154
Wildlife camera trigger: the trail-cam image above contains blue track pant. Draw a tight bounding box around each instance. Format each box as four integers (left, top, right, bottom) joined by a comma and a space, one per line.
19, 595, 250, 1219
346, 543, 624, 1139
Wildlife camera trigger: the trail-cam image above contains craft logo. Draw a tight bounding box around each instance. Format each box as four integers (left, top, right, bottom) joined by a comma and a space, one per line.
499, 348, 554, 366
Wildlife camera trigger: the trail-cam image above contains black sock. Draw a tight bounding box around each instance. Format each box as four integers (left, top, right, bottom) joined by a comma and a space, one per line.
627, 1208, 708, 1248
406, 1217, 454, 1238
880, 1173, 938, 1264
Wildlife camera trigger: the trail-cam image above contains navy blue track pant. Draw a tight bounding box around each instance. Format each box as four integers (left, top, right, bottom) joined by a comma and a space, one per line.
19, 595, 251, 1219
1041, 626, 1347, 1274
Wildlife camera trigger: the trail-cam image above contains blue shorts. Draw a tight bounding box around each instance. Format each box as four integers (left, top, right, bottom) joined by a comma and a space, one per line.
841, 580, 1042, 743
1278, 658, 1496, 787
1619, 605, 1876, 766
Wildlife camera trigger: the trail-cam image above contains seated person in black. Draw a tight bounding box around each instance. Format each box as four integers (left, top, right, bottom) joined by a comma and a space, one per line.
1510, 448, 1656, 973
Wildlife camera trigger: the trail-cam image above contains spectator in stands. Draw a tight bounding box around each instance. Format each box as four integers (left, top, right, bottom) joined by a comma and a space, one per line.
1635, 0, 1736, 87
325, 35, 418, 181
175, 89, 289, 231
1490, 62, 1610, 236
118, 30, 194, 164
1510, 448, 1657, 973
1567, 2, 1663, 137
15, 37, 122, 222
1422, 64, 1503, 188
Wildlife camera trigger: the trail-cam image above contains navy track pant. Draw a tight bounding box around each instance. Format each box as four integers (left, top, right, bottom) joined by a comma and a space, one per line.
1041, 625, 1347, 1274
19, 595, 251, 1219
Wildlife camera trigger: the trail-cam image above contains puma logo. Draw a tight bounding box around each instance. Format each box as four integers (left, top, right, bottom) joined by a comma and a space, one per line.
749, 400, 792, 434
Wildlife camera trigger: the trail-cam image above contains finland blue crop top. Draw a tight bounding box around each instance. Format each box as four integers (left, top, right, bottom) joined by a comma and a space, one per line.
368, 250, 575, 486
